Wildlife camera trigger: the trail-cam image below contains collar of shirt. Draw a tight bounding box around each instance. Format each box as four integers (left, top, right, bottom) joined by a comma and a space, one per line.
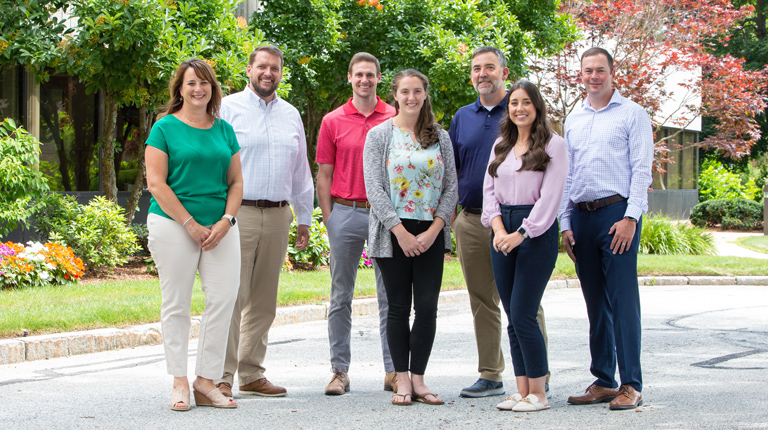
342, 96, 391, 116
582, 89, 625, 113
471, 91, 509, 114
244, 85, 281, 109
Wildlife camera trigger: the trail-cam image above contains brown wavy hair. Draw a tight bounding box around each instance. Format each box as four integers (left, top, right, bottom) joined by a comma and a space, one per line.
157, 58, 223, 121
391, 69, 442, 149
488, 80, 553, 177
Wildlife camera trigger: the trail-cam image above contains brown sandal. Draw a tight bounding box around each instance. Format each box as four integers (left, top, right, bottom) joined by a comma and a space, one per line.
193, 387, 238, 408
413, 392, 444, 405
170, 386, 190, 411
391, 393, 413, 406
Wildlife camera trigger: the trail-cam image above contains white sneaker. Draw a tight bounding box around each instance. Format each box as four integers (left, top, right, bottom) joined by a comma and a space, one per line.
496, 393, 523, 410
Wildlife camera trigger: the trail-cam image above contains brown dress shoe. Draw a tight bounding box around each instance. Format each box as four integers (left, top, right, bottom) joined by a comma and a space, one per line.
609, 385, 643, 410
567, 383, 620, 405
384, 371, 398, 392
216, 382, 233, 398
239, 378, 287, 397
324, 370, 350, 395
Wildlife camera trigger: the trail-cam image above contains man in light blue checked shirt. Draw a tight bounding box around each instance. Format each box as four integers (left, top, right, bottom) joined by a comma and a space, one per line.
558, 47, 653, 411
215, 46, 314, 398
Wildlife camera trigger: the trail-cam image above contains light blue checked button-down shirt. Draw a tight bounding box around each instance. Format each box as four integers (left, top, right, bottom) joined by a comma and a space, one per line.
558, 90, 654, 232
220, 88, 314, 226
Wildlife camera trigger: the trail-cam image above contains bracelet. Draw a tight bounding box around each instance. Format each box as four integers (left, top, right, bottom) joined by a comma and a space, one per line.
182, 216, 193, 227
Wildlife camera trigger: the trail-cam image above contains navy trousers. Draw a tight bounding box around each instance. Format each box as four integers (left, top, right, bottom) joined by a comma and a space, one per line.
570, 201, 643, 392
490, 205, 558, 379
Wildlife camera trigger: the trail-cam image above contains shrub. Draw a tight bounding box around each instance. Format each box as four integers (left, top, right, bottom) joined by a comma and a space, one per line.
129, 223, 150, 256
0, 118, 50, 236
639, 215, 715, 255
0, 241, 84, 289
698, 159, 757, 202
286, 207, 330, 269
690, 198, 763, 230
32, 194, 140, 271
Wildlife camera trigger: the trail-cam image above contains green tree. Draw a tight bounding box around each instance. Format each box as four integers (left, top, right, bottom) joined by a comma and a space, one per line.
250, 0, 574, 173
0, 119, 50, 236
2, 1, 263, 222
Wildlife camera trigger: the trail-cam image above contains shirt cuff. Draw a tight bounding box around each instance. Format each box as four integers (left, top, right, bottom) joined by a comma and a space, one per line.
624, 205, 644, 222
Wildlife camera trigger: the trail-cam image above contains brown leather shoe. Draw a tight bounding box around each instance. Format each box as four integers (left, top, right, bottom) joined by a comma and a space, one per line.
239, 378, 287, 397
216, 382, 233, 398
384, 371, 398, 392
324, 371, 350, 395
609, 385, 643, 410
567, 383, 620, 405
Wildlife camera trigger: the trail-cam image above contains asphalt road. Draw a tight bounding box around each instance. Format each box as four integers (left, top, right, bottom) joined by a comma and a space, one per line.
2, 284, 767, 429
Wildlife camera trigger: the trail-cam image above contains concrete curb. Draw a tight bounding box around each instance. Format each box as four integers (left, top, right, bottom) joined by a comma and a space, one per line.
3, 276, 767, 365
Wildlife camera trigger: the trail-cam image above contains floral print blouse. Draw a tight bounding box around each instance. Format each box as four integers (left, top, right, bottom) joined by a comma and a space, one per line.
386, 126, 444, 220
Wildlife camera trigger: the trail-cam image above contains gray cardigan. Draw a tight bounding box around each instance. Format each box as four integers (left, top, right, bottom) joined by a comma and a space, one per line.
363, 118, 459, 258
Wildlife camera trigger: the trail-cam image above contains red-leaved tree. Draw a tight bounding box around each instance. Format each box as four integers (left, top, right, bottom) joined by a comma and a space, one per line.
531, 0, 768, 174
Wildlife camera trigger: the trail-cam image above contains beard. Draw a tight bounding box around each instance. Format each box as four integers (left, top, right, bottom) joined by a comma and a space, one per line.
473, 78, 502, 95
251, 78, 278, 98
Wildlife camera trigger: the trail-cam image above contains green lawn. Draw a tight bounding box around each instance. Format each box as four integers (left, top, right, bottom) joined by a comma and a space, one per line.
3, 255, 768, 338
735, 235, 768, 254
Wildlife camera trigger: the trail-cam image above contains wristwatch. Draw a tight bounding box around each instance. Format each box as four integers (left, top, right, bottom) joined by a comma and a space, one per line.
624, 216, 637, 223
222, 214, 236, 226
516, 226, 529, 239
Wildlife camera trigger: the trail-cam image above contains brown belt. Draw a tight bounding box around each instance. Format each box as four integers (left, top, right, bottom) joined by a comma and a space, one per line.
576, 194, 627, 211
242, 199, 289, 208
462, 207, 482, 215
333, 197, 371, 210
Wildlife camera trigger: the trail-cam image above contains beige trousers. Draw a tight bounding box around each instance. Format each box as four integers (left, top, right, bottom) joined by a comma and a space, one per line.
217, 205, 292, 387
147, 213, 240, 379
454, 210, 550, 383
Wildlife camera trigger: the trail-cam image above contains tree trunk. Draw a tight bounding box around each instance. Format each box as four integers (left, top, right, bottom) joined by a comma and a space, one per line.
71, 79, 96, 191
124, 105, 150, 224
40, 93, 72, 190
101, 91, 118, 202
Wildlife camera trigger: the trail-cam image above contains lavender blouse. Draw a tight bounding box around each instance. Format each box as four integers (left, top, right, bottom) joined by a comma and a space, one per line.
481, 134, 568, 238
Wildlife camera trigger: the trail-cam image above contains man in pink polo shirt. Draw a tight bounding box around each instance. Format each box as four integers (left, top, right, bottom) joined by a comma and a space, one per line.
316, 52, 397, 395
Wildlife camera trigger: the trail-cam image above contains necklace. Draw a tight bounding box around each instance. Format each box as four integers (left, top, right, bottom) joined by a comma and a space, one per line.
181, 111, 211, 127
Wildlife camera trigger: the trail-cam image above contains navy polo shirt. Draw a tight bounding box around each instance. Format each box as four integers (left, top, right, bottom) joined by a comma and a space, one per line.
448, 92, 509, 209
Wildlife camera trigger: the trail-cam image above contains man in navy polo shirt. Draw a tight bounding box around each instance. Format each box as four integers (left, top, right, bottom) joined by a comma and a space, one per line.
449, 46, 550, 398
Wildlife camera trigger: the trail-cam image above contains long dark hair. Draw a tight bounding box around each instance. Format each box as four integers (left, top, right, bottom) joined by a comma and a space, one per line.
488, 80, 553, 177
391, 69, 441, 149
157, 58, 223, 120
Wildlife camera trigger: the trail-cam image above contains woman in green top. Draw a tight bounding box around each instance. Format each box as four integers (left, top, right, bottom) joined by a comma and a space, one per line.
146, 58, 243, 411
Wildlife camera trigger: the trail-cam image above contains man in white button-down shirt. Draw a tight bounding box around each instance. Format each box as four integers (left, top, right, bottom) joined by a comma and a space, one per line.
214, 46, 314, 398
558, 47, 653, 411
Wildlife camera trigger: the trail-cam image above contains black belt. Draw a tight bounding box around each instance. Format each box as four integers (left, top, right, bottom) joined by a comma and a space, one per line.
462, 207, 482, 215
576, 194, 627, 211
242, 199, 288, 208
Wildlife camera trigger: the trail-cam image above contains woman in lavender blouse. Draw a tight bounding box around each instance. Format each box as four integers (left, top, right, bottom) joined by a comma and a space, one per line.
481, 80, 568, 413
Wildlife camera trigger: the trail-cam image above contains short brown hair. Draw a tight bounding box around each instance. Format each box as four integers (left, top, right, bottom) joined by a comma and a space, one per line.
348, 52, 381, 75
157, 58, 223, 120
580, 47, 614, 72
249, 45, 284, 68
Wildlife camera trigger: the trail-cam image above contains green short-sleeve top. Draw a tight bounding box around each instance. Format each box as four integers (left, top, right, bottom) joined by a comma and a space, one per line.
145, 114, 240, 226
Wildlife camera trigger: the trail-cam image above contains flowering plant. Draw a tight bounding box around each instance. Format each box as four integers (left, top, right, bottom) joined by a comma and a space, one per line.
359, 247, 373, 269
0, 241, 84, 289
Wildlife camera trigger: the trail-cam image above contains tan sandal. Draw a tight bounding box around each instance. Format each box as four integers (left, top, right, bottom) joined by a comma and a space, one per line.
170, 386, 190, 411
216, 382, 233, 398
193, 387, 238, 408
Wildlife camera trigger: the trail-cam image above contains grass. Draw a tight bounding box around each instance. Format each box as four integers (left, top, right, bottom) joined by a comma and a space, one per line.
3, 255, 768, 338
735, 235, 768, 254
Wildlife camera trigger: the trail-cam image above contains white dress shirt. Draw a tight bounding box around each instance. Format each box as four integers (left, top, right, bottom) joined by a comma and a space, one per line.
220, 88, 314, 226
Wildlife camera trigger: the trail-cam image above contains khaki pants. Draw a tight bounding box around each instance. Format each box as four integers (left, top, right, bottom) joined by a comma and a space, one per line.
218, 205, 292, 387
147, 213, 240, 379
454, 210, 550, 383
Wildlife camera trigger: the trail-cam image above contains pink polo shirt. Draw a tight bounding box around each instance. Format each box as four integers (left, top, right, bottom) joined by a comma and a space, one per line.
316, 97, 396, 201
